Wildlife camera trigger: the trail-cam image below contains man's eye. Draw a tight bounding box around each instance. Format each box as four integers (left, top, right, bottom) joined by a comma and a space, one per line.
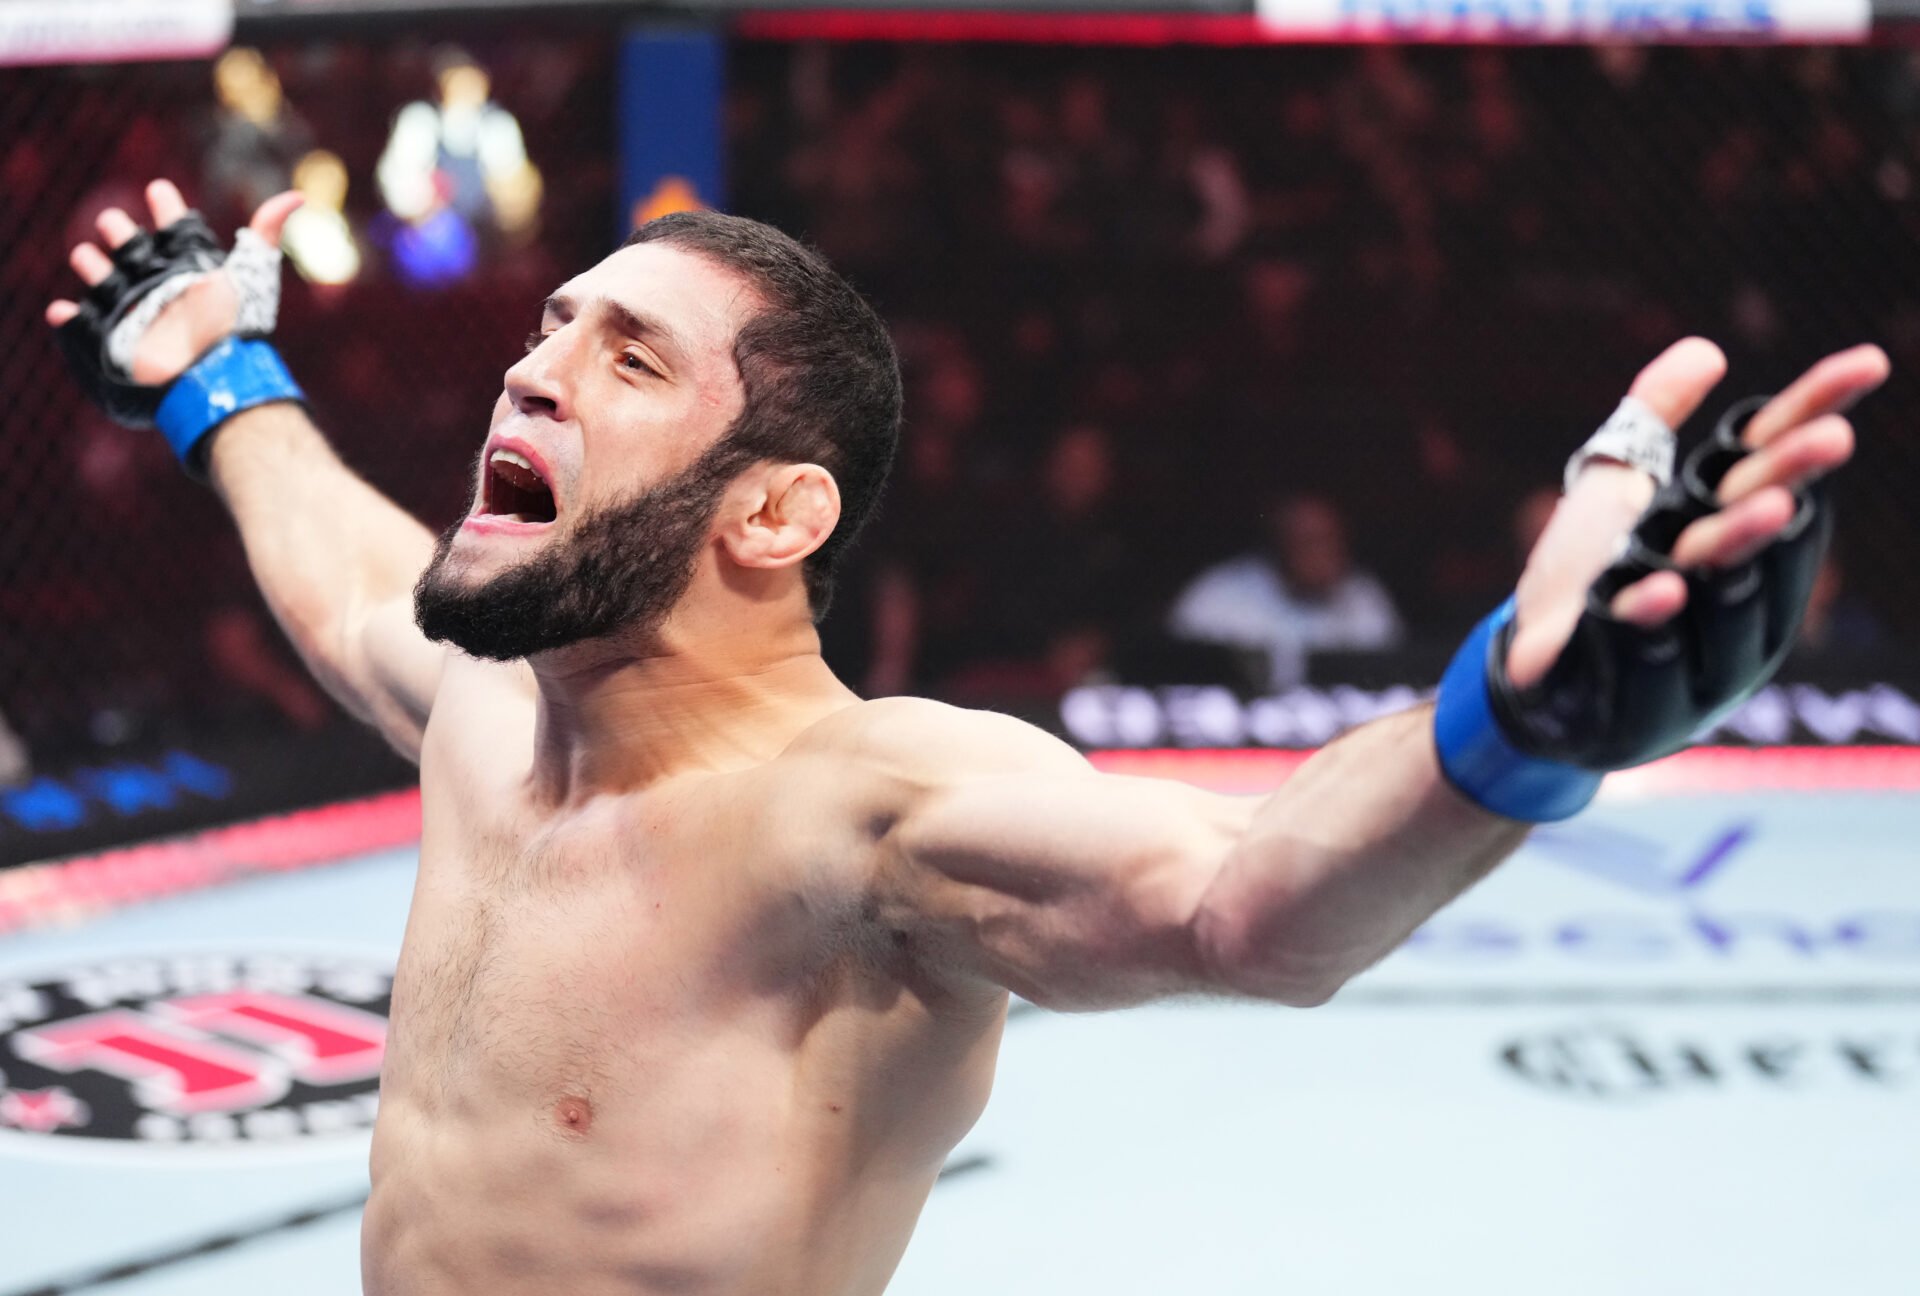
621, 352, 654, 376
523, 331, 548, 354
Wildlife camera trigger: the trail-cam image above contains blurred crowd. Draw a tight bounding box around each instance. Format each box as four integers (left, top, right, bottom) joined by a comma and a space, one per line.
0, 38, 614, 775
1, 37, 1915, 780
732, 41, 1918, 700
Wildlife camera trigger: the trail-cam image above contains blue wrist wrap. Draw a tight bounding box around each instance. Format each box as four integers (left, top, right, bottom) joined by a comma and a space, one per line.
1433, 597, 1603, 822
154, 337, 304, 473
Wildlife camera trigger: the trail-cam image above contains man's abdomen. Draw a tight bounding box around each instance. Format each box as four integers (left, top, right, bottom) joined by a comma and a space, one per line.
361, 1082, 826, 1296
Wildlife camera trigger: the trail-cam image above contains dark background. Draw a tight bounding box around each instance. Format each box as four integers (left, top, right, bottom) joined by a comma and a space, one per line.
0, 32, 1913, 858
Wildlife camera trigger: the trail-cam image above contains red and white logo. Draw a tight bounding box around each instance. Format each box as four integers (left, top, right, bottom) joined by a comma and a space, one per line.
0, 954, 390, 1146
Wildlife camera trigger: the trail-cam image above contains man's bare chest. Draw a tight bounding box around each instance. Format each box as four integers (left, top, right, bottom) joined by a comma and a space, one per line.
383, 782, 849, 1109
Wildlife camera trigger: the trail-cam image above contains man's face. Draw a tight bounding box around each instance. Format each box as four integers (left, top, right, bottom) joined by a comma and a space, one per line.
1270, 497, 1351, 598
413, 241, 759, 661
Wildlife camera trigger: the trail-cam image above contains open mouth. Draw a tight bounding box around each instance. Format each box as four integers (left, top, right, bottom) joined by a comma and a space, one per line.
483, 448, 558, 524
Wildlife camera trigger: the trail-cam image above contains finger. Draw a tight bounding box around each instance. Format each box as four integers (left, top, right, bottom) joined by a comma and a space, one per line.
1716, 414, 1853, 504
1742, 344, 1889, 448
95, 207, 141, 251
1670, 486, 1797, 570
1608, 570, 1688, 628
69, 242, 113, 286
1505, 618, 1574, 691
146, 178, 189, 228
45, 299, 80, 327
1626, 336, 1728, 430
248, 190, 306, 247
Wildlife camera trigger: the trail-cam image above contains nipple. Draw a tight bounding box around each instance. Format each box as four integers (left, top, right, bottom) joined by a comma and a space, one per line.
553, 1094, 594, 1138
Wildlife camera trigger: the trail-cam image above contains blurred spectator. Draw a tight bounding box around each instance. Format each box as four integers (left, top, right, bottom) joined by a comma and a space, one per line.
1792, 550, 1889, 662
1167, 493, 1404, 690
376, 45, 544, 284
282, 149, 363, 288
0, 708, 28, 787
203, 47, 315, 224
947, 424, 1135, 702
837, 326, 1003, 696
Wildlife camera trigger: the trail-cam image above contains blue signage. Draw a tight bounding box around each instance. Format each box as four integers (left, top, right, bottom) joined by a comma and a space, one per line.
617, 28, 724, 234
0, 752, 234, 837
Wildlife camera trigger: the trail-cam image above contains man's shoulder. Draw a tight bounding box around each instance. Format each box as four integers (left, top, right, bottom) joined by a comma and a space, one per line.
782, 696, 1089, 790
748, 698, 1089, 876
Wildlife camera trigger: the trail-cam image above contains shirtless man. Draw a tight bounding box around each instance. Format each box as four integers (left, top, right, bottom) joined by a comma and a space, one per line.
50, 179, 1886, 1294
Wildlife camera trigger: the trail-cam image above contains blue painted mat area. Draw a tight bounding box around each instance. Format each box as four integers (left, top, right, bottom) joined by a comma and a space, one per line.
0, 791, 1915, 1295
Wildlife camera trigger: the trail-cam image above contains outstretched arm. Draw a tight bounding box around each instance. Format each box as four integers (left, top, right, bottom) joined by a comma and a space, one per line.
47, 179, 501, 761
871, 701, 1512, 1011
874, 339, 1886, 1011
202, 399, 448, 760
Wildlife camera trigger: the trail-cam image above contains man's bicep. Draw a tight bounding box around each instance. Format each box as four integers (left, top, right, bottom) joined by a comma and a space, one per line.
878, 719, 1252, 1009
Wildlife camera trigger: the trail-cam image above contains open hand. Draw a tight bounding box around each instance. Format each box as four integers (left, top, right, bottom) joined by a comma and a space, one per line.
1505, 337, 1889, 691
45, 178, 302, 387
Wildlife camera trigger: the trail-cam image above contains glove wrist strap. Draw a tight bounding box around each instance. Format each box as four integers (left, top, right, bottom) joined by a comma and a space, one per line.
154, 338, 304, 477
1433, 598, 1603, 822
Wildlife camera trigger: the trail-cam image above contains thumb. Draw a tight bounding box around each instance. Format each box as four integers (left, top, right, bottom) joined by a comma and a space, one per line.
248, 190, 306, 248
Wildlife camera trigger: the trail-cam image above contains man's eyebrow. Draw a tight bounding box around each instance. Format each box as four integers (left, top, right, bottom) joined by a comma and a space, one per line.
540, 293, 686, 362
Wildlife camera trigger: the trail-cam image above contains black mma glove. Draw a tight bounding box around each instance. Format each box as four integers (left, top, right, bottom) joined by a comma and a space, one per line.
54, 214, 302, 475
1435, 397, 1829, 821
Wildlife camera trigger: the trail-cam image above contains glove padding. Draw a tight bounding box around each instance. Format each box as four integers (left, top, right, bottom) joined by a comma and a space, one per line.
1487, 396, 1828, 770
54, 212, 280, 429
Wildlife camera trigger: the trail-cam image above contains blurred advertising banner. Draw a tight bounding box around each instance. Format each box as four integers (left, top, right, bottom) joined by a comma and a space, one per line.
1063, 681, 1920, 752
1252, 0, 1873, 39
619, 29, 725, 233
0, 0, 233, 67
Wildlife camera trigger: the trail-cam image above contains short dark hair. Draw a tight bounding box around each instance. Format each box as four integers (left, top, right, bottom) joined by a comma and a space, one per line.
622, 210, 902, 620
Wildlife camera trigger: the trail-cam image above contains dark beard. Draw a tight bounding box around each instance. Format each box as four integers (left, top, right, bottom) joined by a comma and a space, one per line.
413, 437, 758, 662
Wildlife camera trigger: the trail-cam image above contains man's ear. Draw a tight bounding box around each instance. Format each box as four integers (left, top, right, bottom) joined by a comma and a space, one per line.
722, 463, 842, 571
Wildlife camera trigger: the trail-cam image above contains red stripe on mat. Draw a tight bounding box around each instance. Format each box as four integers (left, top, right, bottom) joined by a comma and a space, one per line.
0, 789, 421, 936
2, 746, 1910, 932
1088, 746, 1920, 796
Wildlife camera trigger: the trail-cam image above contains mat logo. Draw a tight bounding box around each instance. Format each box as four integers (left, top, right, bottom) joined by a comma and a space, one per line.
0, 953, 390, 1147
1405, 820, 1920, 964
1526, 820, 1750, 897
1502, 1024, 1919, 1099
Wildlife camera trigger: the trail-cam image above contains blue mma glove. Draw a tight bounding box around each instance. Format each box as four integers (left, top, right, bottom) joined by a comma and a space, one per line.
1436, 396, 1830, 821
54, 212, 302, 477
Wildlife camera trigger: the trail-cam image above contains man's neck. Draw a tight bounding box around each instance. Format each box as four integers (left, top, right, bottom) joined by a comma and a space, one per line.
524, 615, 856, 808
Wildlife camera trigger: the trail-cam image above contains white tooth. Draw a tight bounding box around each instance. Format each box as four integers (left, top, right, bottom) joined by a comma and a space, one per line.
490, 449, 536, 474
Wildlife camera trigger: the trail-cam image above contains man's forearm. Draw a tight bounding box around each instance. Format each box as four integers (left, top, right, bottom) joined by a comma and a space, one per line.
1193, 704, 1529, 1004
204, 405, 437, 717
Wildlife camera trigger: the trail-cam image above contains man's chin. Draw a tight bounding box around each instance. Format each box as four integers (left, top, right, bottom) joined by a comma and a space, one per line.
443, 524, 556, 580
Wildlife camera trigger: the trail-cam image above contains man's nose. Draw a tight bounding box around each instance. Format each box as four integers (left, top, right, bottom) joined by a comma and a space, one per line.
504, 335, 572, 420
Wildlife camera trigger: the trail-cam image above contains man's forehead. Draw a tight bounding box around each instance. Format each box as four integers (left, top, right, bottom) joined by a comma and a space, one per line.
554, 242, 759, 349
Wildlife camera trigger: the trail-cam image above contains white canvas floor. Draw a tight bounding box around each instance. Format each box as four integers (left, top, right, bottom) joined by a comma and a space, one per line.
1, 789, 1915, 1295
